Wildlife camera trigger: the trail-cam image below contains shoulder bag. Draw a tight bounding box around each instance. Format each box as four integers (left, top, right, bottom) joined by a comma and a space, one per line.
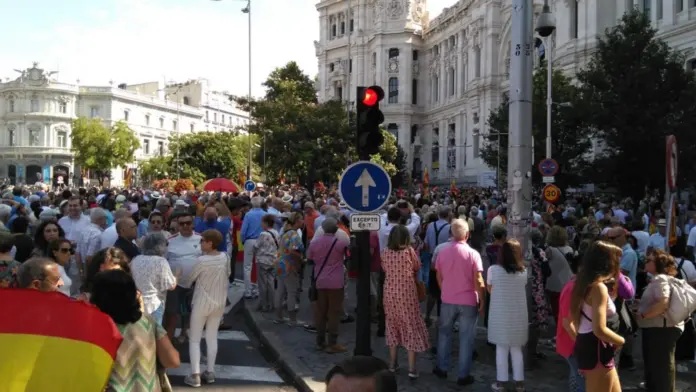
411, 247, 427, 302
308, 238, 338, 302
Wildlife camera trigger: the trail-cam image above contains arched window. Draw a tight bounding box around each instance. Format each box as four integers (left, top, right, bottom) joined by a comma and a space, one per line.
389, 48, 399, 58
183, 96, 190, 105
432, 75, 439, 103
388, 77, 399, 103
448, 68, 455, 96
8, 99, 14, 113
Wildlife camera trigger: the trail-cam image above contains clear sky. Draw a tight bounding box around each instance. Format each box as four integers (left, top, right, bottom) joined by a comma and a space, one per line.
0, 0, 455, 98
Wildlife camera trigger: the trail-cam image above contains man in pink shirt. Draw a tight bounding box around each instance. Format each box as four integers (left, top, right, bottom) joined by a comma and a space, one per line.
432, 219, 485, 386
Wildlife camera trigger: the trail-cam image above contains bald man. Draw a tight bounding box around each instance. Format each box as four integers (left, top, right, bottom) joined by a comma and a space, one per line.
114, 218, 140, 261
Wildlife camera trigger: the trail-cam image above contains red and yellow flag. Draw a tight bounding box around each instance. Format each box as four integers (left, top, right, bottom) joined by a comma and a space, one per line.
423, 167, 430, 186
450, 178, 459, 196
238, 169, 247, 185
0, 289, 122, 392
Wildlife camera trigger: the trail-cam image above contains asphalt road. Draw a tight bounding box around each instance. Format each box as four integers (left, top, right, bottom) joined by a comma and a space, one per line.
169, 260, 299, 391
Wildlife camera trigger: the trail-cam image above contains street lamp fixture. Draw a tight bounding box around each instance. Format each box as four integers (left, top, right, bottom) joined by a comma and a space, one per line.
536, 0, 556, 160
211, 0, 253, 180
554, 101, 572, 108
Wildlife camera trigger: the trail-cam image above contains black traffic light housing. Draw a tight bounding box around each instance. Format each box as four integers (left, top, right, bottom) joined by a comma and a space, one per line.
356, 86, 385, 158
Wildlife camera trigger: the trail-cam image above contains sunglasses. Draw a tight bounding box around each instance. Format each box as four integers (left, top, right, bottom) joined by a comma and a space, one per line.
178, 221, 193, 226
58, 248, 75, 255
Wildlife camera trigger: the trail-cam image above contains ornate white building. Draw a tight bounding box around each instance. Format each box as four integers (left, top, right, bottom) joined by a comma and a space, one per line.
315, 0, 696, 186
0, 63, 249, 186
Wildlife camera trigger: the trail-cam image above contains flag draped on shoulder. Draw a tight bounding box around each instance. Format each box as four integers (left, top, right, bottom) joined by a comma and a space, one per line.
0, 289, 122, 392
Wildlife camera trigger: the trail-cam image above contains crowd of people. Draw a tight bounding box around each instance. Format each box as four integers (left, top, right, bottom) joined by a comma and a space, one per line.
1, 183, 695, 392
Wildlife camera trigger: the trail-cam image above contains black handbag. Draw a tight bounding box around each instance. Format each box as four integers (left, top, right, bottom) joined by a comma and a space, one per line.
308, 239, 337, 302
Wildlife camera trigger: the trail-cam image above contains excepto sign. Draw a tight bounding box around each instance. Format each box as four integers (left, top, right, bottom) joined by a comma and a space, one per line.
542, 176, 555, 184
538, 158, 559, 177
350, 214, 381, 232
339, 161, 391, 213
666, 135, 678, 190
542, 184, 561, 204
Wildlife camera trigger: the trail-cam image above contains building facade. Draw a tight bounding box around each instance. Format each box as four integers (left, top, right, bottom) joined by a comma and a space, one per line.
315, 0, 696, 186
0, 63, 249, 186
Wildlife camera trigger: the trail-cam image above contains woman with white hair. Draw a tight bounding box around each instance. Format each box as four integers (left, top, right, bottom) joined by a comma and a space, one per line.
130, 232, 177, 325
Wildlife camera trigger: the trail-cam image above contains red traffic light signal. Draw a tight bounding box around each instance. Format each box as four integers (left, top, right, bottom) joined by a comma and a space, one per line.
360, 86, 384, 107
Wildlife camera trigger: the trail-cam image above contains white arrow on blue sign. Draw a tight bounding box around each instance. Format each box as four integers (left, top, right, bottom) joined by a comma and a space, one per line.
244, 180, 256, 192
339, 161, 391, 213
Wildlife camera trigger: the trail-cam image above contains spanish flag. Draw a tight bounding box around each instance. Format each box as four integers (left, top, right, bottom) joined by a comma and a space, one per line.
423, 167, 430, 186
0, 289, 122, 392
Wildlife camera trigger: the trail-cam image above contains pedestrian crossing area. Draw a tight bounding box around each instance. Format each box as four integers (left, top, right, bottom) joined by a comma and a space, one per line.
169, 320, 286, 389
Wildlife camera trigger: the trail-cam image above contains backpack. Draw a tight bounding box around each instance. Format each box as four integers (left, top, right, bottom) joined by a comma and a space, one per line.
663, 275, 696, 324
675, 258, 694, 281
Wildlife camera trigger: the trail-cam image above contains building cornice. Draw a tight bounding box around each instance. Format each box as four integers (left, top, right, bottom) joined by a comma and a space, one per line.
79, 86, 203, 117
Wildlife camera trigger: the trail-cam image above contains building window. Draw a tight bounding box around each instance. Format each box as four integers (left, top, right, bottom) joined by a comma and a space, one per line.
643, 0, 650, 17
340, 21, 345, 35
90, 106, 100, 118
433, 75, 439, 103
143, 139, 150, 155
331, 23, 337, 37
473, 128, 480, 158
190, 123, 195, 132
29, 129, 39, 146
158, 141, 164, 156
434, 45, 439, 55
59, 101, 67, 114
337, 86, 343, 100
389, 48, 399, 58
159, 117, 164, 128
656, 0, 662, 19
571, 0, 579, 39
412, 79, 418, 105
124, 110, 129, 121
349, 19, 354, 32
387, 124, 399, 143
372, 52, 376, 67
145, 114, 150, 126
474, 47, 481, 77
8, 100, 14, 113
677, 0, 683, 12
448, 68, 455, 96
8, 129, 16, 146
57, 130, 67, 148
183, 96, 190, 105
214, 113, 218, 123
173, 120, 178, 131
449, 36, 456, 47
388, 77, 399, 103
413, 50, 419, 61
349, 59, 352, 73
205, 111, 209, 121
222, 115, 225, 124
30, 98, 39, 112
329, 63, 335, 72
431, 127, 440, 175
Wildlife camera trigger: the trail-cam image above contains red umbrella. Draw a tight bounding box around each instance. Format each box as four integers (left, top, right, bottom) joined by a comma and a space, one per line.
201, 178, 240, 193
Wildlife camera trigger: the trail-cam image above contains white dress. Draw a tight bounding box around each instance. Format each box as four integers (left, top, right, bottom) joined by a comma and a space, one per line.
487, 265, 529, 346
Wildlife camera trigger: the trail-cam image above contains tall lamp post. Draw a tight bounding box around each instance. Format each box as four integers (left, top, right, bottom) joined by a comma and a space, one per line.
536, 0, 556, 159
213, 0, 253, 180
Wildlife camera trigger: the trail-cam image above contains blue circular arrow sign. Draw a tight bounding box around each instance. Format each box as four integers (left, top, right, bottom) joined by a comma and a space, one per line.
244, 180, 256, 192
339, 161, 391, 213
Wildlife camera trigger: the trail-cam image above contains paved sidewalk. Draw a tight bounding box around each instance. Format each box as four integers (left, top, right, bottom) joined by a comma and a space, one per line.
243, 271, 696, 392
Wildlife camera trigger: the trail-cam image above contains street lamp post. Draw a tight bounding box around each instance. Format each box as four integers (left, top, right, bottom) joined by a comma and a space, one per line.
536, 0, 556, 159
213, 0, 253, 181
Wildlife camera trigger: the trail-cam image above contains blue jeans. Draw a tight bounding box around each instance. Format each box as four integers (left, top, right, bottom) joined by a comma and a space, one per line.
436, 303, 479, 378
566, 355, 586, 392
419, 252, 432, 287
150, 303, 164, 326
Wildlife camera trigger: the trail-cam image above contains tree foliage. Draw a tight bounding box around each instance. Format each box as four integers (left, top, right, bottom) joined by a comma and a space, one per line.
235, 61, 406, 187
70, 117, 140, 184
480, 63, 592, 189
575, 10, 696, 196
370, 130, 407, 188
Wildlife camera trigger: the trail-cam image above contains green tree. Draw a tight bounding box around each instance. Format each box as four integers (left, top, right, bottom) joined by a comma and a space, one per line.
234, 62, 353, 187
138, 156, 172, 184
169, 131, 255, 185
575, 10, 696, 196
480, 63, 592, 189
369, 130, 407, 188
70, 118, 140, 185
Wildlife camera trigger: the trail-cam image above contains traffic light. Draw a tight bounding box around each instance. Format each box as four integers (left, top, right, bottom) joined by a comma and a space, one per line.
356, 86, 385, 157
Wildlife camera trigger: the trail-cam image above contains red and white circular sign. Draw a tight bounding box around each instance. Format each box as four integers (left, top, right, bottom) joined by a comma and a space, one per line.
666, 135, 678, 190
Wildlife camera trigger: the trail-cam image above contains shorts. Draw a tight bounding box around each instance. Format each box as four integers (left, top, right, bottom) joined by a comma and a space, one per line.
165, 286, 193, 316
574, 332, 616, 371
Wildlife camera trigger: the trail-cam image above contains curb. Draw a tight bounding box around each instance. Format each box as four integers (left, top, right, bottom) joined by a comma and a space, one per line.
242, 303, 325, 392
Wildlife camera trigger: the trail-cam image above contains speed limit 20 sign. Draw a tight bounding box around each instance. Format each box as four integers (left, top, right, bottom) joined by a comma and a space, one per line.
543, 184, 561, 204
